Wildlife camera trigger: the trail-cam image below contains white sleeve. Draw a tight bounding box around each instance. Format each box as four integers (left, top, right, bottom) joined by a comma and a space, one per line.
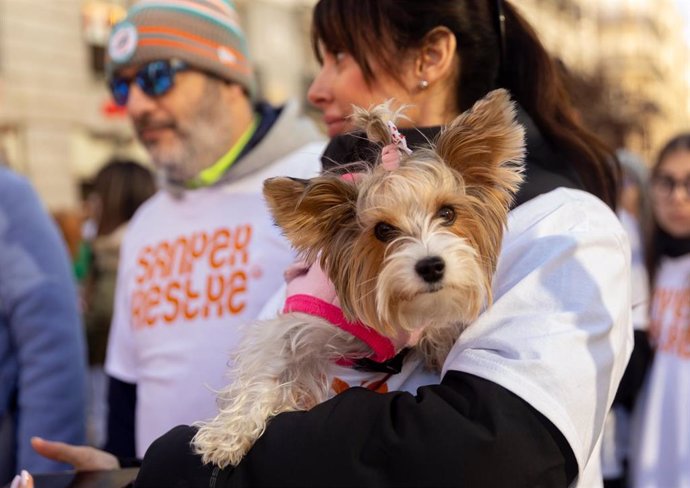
443, 189, 634, 480
617, 209, 650, 331
104, 228, 139, 383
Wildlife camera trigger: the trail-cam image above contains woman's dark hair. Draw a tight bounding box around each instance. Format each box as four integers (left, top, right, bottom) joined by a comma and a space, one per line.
651, 134, 690, 177
646, 133, 690, 282
311, 0, 619, 208
93, 159, 155, 236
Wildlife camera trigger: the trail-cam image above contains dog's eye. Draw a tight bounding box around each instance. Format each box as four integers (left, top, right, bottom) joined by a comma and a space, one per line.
374, 222, 398, 242
436, 206, 456, 225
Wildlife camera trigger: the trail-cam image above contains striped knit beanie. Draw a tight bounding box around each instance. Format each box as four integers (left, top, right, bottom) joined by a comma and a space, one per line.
106, 0, 256, 99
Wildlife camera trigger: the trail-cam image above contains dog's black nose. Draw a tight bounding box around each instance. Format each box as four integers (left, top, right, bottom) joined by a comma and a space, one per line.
415, 256, 445, 283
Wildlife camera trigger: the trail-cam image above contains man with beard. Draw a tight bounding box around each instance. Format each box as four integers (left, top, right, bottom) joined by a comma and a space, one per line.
56, 0, 323, 462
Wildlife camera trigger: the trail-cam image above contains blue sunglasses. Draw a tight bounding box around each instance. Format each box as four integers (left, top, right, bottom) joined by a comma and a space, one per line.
109, 59, 189, 106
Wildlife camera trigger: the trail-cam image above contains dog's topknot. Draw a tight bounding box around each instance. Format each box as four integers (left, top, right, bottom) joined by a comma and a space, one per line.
349, 100, 409, 145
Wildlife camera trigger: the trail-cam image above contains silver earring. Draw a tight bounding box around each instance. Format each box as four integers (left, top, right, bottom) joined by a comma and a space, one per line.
418, 79, 429, 90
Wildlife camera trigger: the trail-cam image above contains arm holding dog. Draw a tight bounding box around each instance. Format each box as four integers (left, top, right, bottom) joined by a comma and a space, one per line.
136, 179, 631, 487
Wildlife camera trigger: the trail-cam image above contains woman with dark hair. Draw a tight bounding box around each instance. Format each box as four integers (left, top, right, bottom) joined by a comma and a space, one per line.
133, 1, 629, 486
631, 134, 690, 488
309, 0, 618, 207
82, 160, 155, 448
28, 1, 631, 487
90, 160, 156, 239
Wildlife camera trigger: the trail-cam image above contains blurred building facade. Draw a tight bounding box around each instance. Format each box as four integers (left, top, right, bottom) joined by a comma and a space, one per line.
0, 0, 688, 208
0, 0, 141, 209
517, 0, 690, 161
0, 0, 318, 209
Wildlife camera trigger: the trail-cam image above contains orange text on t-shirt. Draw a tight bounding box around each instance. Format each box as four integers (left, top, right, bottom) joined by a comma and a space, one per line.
130, 225, 255, 328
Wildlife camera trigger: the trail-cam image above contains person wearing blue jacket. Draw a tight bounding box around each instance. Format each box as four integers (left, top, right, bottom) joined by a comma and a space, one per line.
0, 166, 87, 484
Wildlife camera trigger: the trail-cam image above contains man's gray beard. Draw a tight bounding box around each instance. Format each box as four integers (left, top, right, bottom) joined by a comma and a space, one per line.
154, 130, 226, 199
148, 78, 234, 199
148, 142, 194, 199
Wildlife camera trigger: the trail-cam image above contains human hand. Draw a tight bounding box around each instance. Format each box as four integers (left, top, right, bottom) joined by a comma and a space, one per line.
9, 470, 33, 488
30, 437, 120, 471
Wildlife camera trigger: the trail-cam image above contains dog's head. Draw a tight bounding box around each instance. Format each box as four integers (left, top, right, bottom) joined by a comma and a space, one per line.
264, 89, 525, 341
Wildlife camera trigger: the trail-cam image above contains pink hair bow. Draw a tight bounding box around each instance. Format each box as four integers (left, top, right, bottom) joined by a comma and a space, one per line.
381, 120, 411, 170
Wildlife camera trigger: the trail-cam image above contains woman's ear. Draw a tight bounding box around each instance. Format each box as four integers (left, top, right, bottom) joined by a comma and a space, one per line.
415, 26, 458, 87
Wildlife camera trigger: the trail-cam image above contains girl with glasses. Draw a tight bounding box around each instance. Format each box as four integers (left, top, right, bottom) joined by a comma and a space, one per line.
631, 133, 690, 488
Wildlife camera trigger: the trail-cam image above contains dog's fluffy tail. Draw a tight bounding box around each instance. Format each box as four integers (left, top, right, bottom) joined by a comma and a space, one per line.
192, 313, 370, 468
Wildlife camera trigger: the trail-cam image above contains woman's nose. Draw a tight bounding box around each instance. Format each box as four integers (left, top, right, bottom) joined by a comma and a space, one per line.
670, 183, 690, 202
307, 68, 332, 109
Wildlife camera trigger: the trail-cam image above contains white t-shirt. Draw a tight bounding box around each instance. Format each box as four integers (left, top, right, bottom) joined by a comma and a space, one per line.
600, 209, 650, 480
618, 209, 650, 332
438, 188, 633, 487
105, 142, 324, 456
251, 186, 632, 486
631, 253, 690, 488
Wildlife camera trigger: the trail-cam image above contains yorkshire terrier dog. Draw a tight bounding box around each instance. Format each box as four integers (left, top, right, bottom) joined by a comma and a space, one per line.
193, 89, 525, 468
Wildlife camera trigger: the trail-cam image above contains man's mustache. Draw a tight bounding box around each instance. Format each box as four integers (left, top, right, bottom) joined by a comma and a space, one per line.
133, 116, 177, 133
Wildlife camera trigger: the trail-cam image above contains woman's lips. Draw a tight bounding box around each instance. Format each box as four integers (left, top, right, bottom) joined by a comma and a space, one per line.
323, 117, 349, 137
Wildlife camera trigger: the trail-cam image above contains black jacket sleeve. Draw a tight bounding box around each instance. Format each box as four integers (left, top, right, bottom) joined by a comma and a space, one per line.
135, 372, 577, 488
104, 376, 137, 459
613, 330, 653, 411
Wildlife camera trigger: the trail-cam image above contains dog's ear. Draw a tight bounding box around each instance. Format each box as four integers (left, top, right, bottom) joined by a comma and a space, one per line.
435, 89, 525, 206
263, 176, 359, 262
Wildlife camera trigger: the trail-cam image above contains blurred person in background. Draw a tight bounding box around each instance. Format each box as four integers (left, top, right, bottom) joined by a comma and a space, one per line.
51, 205, 95, 296
631, 134, 690, 488
32, 0, 324, 466
72, 183, 99, 288
601, 149, 654, 488
81, 159, 155, 448
51, 210, 83, 265
0, 164, 87, 485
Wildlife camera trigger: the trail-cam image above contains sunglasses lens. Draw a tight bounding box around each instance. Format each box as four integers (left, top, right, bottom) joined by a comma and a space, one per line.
110, 60, 185, 106
110, 78, 130, 106
143, 61, 174, 97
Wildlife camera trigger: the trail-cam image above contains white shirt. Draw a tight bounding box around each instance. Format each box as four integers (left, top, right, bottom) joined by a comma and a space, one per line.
441, 188, 633, 487
631, 253, 690, 488
105, 142, 324, 456
618, 209, 650, 332
600, 209, 650, 480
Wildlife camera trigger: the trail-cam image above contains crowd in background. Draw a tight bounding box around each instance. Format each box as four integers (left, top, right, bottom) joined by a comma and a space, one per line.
1, 1, 689, 487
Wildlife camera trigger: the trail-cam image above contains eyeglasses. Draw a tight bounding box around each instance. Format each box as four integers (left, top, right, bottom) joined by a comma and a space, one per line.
651, 174, 690, 199
109, 59, 189, 107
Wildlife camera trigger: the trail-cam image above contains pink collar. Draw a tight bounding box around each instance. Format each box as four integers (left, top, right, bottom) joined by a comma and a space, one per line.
283, 294, 396, 364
